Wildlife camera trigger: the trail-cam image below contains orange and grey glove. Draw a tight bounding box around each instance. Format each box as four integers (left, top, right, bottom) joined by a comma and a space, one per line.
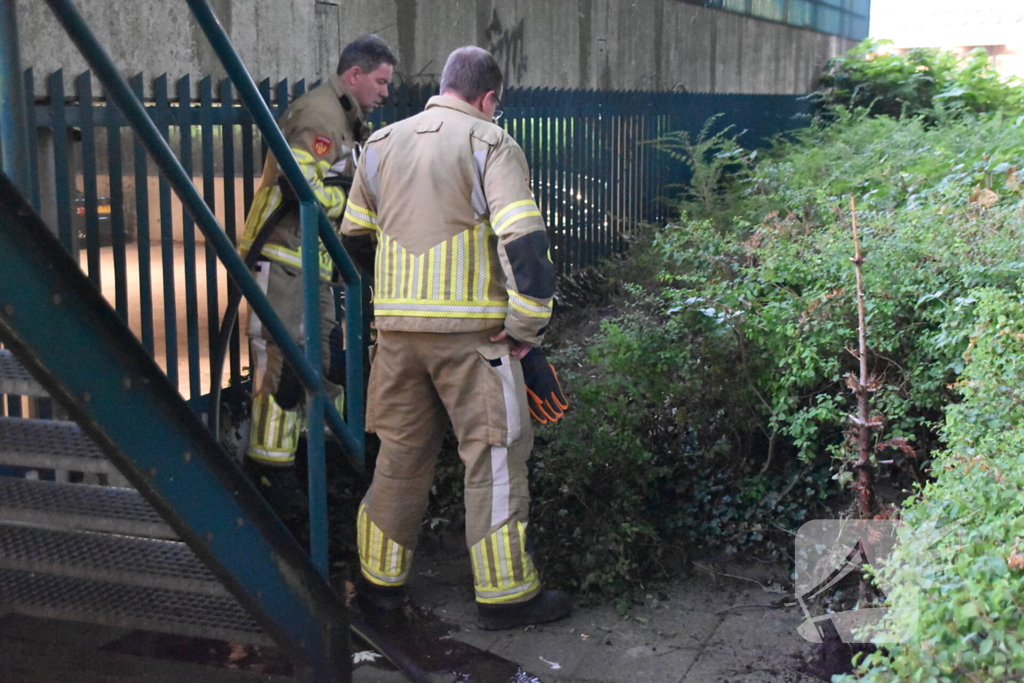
520, 347, 569, 424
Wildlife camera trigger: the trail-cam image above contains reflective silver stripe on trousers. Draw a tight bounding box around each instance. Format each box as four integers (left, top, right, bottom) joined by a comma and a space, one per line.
363, 565, 407, 585
494, 356, 522, 446
490, 446, 510, 528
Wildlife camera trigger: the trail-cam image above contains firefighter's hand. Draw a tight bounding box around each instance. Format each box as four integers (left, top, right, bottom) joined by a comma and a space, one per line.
520, 347, 569, 424
490, 329, 532, 360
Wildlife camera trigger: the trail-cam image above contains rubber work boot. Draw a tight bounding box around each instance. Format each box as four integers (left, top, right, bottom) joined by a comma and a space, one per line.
477, 590, 572, 631
243, 459, 308, 518
355, 574, 406, 613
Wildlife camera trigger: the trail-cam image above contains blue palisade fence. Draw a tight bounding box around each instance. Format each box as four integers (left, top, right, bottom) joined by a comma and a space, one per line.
10, 71, 809, 410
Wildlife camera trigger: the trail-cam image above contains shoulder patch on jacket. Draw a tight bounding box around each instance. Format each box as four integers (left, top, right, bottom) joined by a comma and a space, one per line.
313, 135, 332, 156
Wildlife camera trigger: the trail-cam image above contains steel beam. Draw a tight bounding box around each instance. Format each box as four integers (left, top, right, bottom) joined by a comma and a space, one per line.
0, 172, 351, 681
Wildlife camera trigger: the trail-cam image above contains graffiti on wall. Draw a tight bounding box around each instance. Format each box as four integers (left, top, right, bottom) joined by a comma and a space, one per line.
485, 9, 528, 84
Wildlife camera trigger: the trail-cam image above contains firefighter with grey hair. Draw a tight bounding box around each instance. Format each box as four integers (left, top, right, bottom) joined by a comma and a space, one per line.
240, 35, 395, 511
341, 45, 571, 629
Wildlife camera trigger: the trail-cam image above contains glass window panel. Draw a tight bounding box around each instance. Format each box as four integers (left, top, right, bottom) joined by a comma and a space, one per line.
788, 0, 814, 26
815, 6, 842, 33
852, 0, 870, 17
722, 0, 750, 12
850, 16, 870, 39
817, 0, 843, 8
751, 0, 785, 21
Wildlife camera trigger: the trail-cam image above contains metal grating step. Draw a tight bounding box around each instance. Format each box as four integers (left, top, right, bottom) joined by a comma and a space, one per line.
0, 567, 271, 646
0, 477, 175, 539
0, 523, 227, 596
0, 416, 117, 474
0, 349, 47, 398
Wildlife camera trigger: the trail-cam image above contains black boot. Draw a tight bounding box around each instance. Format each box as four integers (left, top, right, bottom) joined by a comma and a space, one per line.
477, 590, 572, 631
243, 459, 308, 518
355, 574, 407, 613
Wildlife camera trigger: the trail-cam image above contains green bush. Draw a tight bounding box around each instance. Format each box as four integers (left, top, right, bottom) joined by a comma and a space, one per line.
837, 287, 1024, 682
657, 111, 1024, 470
528, 290, 831, 605
523, 109, 1024, 603
816, 39, 1024, 120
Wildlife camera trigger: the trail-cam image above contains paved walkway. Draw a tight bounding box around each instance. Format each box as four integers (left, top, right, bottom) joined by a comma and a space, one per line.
0, 549, 819, 683
351, 547, 818, 683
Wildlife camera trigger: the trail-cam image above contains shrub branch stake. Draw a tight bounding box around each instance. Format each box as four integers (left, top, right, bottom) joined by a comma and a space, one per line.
849, 195, 874, 518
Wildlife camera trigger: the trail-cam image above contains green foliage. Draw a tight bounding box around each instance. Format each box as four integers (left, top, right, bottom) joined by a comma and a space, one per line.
645, 115, 756, 214
527, 291, 831, 604
657, 111, 1024, 471
815, 39, 1024, 120
836, 287, 1024, 682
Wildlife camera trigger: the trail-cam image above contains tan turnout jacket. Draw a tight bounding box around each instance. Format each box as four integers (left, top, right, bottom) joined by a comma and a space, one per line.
240, 76, 367, 279
340, 95, 555, 346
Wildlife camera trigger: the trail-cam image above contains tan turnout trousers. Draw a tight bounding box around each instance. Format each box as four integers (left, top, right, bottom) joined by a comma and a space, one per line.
358, 328, 540, 604
245, 260, 344, 465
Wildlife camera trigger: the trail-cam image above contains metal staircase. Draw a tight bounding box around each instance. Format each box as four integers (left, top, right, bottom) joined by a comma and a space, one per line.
0, 1, 425, 681
0, 354, 265, 647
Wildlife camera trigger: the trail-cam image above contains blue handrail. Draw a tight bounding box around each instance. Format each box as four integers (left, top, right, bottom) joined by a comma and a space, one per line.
40, 0, 364, 469
41, 0, 365, 578
183, 0, 367, 573
0, 168, 353, 680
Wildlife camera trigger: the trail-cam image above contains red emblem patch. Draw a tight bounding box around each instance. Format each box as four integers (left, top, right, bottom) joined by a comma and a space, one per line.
313, 135, 332, 156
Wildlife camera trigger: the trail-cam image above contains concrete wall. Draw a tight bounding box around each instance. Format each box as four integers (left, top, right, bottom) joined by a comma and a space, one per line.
17, 0, 856, 96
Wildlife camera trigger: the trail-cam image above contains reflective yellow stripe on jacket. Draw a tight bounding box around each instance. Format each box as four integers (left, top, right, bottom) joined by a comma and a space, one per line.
372, 223, 509, 320
342, 201, 379, 232
239, 147, 345, 280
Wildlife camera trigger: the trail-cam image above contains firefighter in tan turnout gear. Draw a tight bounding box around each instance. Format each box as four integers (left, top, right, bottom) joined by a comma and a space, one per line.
341, 46, 572, 630
240, 36, 395, 510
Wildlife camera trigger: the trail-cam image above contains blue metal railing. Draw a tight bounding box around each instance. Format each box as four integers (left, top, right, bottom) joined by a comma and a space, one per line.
0, 0, 387, 678
39, 0, 366, 577
0, 171, 353, 679
22, 71, 810, 299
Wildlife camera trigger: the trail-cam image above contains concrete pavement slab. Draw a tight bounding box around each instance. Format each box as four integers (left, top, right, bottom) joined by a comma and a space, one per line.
679, 599, 814, 683
0, 546, 825, 683
488, 625, 594, 679
571, 641, 697, 683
